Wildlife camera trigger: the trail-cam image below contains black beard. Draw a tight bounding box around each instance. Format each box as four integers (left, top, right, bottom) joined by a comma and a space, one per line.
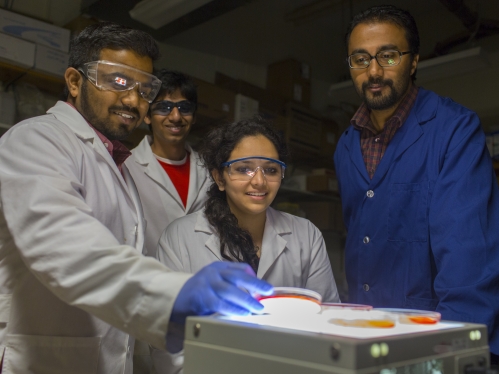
80, 81, 140, 141
361, 78, 401, 111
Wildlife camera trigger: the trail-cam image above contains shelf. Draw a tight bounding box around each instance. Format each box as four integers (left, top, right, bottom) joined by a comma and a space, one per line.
0, 61, 65, 96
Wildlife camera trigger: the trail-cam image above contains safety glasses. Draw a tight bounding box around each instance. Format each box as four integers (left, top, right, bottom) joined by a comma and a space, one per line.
78, 60, 162, 103
221, 157, 286, 182
150, 100, 196, 116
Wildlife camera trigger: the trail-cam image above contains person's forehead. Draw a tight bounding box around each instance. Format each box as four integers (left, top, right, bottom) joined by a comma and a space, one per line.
230, 135, 279, 159
348, 22, 409, 54
156, 90, 187, 102
98, 48, 153, 74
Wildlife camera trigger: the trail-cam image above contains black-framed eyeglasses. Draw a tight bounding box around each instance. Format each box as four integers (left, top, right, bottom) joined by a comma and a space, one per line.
347, 50, 412, 69
150, 100, 196, 116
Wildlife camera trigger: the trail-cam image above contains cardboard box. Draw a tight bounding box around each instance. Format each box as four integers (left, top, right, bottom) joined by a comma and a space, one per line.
267, 59, 311, 106
34, 44, 69, 77
321, 119, 340, 157
0, 32, 35, 68
234, 94, 259, 121
192, 78, 235, 122
282, 174, 308, 191
298, 201, 344, 231
0, 8, 70, 52
307, 174, 338, 192
215, 72, 286, 116
274, 102, 322, 153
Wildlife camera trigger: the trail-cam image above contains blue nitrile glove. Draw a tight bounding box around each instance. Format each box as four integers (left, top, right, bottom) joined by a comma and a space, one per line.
170, 262, 273, 325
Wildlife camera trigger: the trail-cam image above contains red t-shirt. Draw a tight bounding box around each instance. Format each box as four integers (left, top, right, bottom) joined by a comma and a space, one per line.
156, 153, 191, 208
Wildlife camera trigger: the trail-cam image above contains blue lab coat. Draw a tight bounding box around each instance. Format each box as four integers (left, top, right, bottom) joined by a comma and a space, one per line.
334, 87, 499, 354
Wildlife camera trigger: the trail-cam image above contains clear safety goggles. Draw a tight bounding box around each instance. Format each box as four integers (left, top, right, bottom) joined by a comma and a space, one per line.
150, 100, 196, 116
78, 60, 162, 103
221, 157, 286, 182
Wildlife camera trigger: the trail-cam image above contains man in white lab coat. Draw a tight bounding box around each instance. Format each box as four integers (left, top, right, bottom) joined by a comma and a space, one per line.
0, 22, 272, 374
126, 69, 209, 259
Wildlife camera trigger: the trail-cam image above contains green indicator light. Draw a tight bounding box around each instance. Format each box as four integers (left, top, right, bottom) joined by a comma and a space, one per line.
371, 343, 381, 358
380, 342, 389, 356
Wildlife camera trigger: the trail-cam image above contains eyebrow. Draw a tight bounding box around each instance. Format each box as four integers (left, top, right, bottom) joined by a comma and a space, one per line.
350, 44, 401, 55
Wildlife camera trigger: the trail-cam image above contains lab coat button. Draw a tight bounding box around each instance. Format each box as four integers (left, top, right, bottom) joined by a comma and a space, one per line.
363, 236, 370, 244
366, 190, 374, 198
363, 284, 370, 291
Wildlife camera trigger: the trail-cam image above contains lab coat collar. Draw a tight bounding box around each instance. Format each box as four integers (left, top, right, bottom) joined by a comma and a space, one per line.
132, 136, 207, 211
195, 211, 222, 261
257, 207, 289, 279
194, 207, 290, 276
47, 101, 96, 141
341, 88, 437, 186
47, 101, 131, 193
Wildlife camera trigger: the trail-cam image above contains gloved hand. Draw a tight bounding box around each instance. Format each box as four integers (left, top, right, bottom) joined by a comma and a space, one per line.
170, 262, 273, 325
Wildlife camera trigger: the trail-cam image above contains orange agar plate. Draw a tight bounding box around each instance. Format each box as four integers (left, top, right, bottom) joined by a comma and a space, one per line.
257, 287, 322, 316
329, 318, 395, 328
376, 308, 441, 325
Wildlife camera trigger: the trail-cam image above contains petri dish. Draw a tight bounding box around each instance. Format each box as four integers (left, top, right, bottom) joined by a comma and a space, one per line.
321, 303, 373, 311
376, 308, 441, 325
327, 309, 396, 328
257, 287, 322, 316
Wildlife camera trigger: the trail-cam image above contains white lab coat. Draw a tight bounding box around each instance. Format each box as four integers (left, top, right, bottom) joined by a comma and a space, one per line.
125, 136, 210, 258
0, 101, 191, 374
159, 207, 340, 302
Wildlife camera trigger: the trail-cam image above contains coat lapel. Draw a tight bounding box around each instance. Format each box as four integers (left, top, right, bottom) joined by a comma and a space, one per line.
48, 101, 132, 196
342, 128, 370, 183
185, 146, 208, 211
370, 89, 437, 186
257, 208, 289, 279
194, 212, 223, 261
132, 137, 184, 209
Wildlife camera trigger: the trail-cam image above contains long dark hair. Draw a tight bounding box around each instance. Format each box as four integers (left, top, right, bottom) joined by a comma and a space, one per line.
200, 117, 288, 272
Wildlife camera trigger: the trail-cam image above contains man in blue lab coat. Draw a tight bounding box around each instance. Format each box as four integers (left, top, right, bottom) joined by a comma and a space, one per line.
334, 5, 499, 363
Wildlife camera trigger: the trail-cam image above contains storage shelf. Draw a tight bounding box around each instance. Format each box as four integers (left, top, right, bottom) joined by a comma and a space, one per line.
0, 61, 65, 96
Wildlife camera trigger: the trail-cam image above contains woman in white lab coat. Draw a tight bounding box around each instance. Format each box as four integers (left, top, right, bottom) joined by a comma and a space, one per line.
157, 117, 340, 302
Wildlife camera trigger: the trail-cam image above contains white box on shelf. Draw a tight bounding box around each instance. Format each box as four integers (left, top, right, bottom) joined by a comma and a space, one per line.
234, 94, 259, 121
0, 32, 35, 68
35, 44, 69, 77
0, 8, 70, 52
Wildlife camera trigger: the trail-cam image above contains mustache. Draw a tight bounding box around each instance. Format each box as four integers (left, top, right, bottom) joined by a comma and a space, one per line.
109, 105, 140, 117
362, 78, 394, 90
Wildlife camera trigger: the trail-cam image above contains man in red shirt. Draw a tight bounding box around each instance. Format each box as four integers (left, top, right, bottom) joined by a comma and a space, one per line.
126, 70, 210, 260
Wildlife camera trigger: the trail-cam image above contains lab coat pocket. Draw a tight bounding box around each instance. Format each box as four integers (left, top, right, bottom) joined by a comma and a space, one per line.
387, 182, 429, 242
2, 334, 101, 374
